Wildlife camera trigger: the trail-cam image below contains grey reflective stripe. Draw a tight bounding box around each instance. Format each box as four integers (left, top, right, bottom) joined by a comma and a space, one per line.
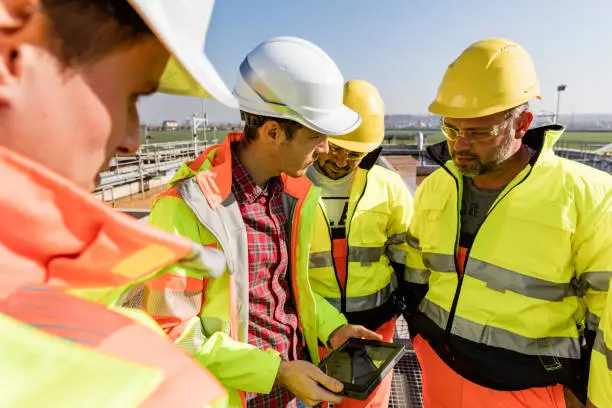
424, 253, 577, 302
420, 298, 581, 359
587, 311, 602, 331
580, 271, 612, 292
467, 258, 574, 302
406, 231, 420, 249
386, 233, 406, 246
349, 246, 384, 265
309, 246, 386, 268
404, 267, 430, 284
309, 251, 333, 268
325, 274, 398, 313
593, 329, 612, 370
386, 247, 406, 265
423, 252, 455, 273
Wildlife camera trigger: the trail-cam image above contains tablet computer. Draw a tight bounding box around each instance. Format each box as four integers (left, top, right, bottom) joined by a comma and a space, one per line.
318, 338, 406, 400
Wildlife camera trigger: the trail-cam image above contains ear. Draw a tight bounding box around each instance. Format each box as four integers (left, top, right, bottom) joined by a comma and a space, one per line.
515, 111, 534, 139
260, 119, 283, 143
0, 0, 36, 102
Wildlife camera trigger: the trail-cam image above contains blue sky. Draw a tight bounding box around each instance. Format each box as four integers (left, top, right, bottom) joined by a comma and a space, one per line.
138, 0, 611, 124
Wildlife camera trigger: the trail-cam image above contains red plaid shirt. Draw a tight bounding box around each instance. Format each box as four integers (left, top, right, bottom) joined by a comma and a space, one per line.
231, 149, 303, 408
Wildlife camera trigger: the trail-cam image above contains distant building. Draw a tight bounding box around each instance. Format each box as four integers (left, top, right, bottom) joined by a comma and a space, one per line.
162, 120, 179, 131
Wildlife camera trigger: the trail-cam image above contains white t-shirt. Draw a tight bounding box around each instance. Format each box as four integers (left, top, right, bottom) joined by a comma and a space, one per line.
307, 166, 354, 238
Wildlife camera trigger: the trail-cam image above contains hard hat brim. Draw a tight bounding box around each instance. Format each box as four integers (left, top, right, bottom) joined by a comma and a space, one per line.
298, 104, 362, 137
328, 137, 381, 153
128, 0, 237, 108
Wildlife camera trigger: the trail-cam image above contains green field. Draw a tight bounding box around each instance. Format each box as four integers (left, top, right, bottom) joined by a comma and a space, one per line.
142, 129, 612, 149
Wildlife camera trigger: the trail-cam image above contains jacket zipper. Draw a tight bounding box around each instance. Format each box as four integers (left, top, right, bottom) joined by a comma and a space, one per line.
430, 151, 536, 343
343, 177, 368, 314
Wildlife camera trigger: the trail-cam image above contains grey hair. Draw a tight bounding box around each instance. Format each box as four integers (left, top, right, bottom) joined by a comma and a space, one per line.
504, 103, 530, 120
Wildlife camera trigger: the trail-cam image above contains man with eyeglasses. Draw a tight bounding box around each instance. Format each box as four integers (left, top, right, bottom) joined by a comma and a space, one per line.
403, 38, 612, 408
307, 79, 414, 407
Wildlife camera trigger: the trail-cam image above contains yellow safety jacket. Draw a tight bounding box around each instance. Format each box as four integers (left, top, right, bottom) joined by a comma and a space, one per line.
308, 154, 413, 330
405, 125, 612, 391
145, 133, 348, 407
588, 277, 612, 408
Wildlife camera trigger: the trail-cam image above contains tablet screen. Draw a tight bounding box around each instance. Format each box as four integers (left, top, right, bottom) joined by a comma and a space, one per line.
320, 340, 401, 388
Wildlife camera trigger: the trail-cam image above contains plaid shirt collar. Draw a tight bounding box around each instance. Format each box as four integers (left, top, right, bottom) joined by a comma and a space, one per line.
231, 144, 284, 204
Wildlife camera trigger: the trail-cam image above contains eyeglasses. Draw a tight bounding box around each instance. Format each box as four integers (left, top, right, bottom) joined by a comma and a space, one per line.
440, 117, 511, 143
328, 143, 367, 161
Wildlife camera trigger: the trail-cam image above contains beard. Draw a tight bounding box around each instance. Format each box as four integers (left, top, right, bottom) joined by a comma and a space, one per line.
451, 132, 516, 178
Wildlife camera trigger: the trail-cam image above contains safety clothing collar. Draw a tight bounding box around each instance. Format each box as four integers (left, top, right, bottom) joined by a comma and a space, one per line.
0, 145, 223, 296
426, 125, 564, 169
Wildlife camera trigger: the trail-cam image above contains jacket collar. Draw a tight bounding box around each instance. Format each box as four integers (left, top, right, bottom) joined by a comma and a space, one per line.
187, 132, 313, 210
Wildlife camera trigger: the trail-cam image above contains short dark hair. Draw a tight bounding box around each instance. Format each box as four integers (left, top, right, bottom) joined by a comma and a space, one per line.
41, 0, 154, 67
240, 111, 303, 145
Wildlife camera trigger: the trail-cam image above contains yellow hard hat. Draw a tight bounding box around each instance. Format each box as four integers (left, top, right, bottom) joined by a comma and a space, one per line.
428, 38, 541, 119
329, 79, 385, 153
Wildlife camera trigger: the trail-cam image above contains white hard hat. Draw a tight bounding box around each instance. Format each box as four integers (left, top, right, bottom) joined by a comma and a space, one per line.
233, 37, 361, 136
128, 0, 237, 108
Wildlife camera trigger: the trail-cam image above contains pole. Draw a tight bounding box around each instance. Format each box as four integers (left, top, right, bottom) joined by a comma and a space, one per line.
555, 89, 561, 124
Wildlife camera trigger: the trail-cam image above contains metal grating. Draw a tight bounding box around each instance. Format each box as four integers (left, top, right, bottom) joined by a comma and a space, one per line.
390, 317, 423, 408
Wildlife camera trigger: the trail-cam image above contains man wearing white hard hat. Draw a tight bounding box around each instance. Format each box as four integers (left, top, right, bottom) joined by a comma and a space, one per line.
144, 36, 382, 408
0, 0, 235, 406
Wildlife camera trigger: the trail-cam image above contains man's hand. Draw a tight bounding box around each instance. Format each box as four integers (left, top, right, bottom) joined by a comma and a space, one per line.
275, 360, 344, 407
328, 324, 383, 350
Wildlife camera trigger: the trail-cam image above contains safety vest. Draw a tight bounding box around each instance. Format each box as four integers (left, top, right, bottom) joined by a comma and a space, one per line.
308, 162, 412, 322
405, 125, 612, 391
588, 278, 612, 408
145, 133, 348, 407
0, 145, 227, 407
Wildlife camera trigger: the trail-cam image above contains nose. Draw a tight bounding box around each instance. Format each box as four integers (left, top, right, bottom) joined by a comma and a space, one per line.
334, 150, 349, 167
316, 138, 329, 155
117, 111, 142, 155
453, 133, 472, 151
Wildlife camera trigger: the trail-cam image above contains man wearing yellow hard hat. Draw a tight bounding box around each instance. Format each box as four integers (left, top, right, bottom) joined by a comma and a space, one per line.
403, 38, 612, 407
307, 79, 414, 407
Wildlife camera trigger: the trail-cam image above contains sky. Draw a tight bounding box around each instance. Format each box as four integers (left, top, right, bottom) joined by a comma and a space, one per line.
138, 0, 612, 124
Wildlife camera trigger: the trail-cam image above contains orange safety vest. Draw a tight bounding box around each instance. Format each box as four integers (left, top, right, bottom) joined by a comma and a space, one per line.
0, 145, 227, 407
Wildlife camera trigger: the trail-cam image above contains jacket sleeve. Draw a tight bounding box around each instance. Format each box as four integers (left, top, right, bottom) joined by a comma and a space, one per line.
314, 292, 348, 347
142, 196, 281, 395
574, 190, 612, 334
384, 173, 414, 277
588, 284, 612, 408
402, 182, 430, 315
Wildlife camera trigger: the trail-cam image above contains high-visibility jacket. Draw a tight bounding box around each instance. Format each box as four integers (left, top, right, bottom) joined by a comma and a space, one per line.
0, 145, 227, 408
308, 154, 413, 330
145, 132, 348, 407
588, 277, 612, 408
405, 125, 612, 392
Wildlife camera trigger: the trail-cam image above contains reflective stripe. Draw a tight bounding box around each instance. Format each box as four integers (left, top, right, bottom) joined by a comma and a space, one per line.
587, 311, 602, 331
423, 252, 455, 273
386, 247, 406, 265
309, 246, 386, 268
581, 271, 612, 292
420, 298, 581, 359
406, 231, 420, 249
467, 258, 574, 302
593, 329, 612, 370
386, 233, 406, 246
309, 251, 333, 268
325, 275, 398, 313
424, 253, 577, 302
404, 267, 430, 284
